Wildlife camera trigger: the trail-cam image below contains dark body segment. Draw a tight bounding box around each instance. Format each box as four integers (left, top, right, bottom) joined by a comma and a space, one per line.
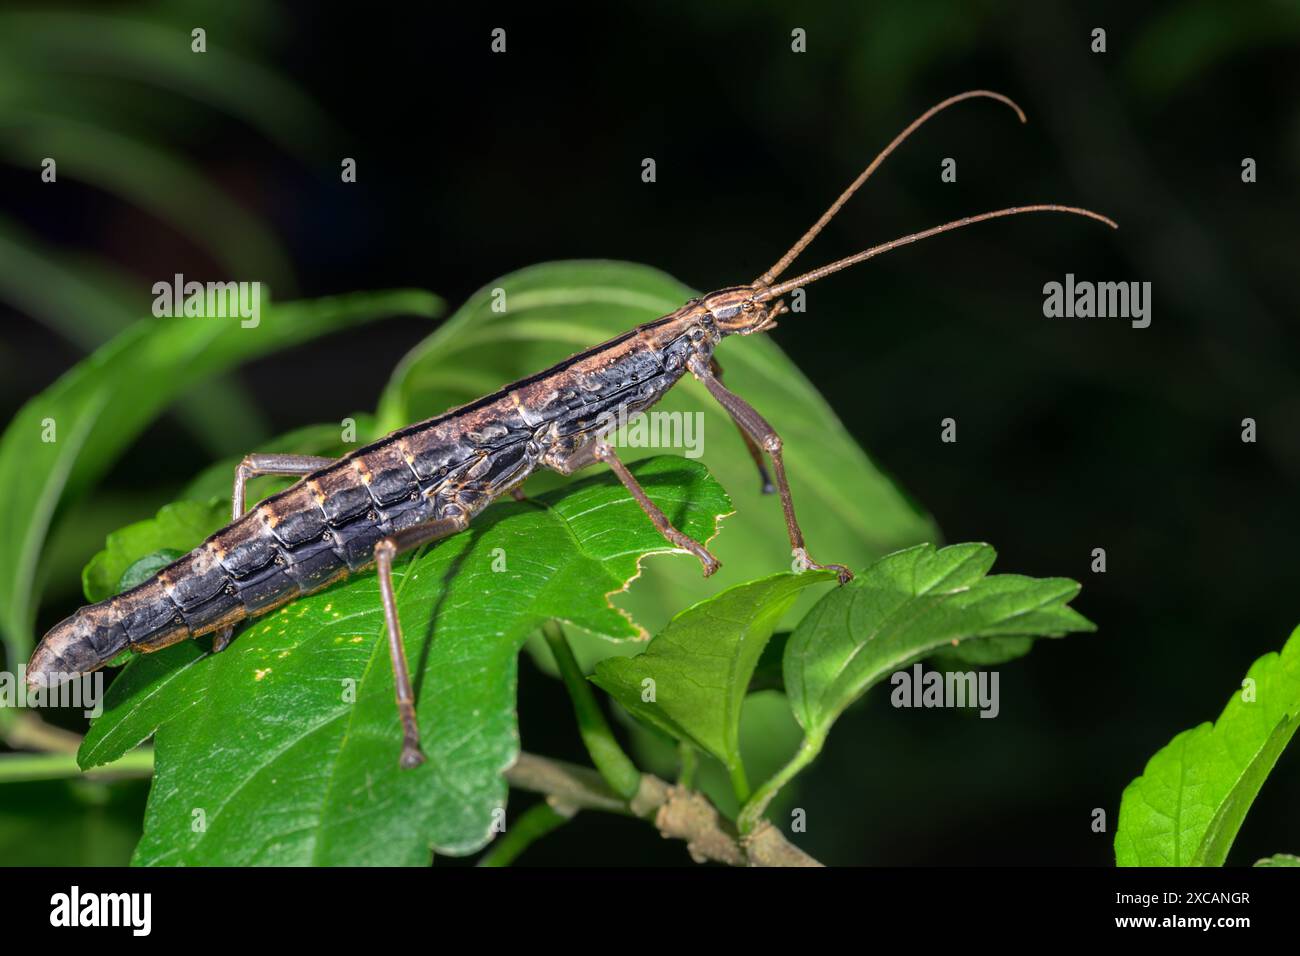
30, 304, 722, 672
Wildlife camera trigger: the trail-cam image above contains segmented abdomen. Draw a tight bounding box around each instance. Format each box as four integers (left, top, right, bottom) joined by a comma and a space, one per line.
115, 423, 540, 651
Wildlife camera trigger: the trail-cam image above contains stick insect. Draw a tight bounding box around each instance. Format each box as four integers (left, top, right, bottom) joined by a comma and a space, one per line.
27, 90, 1115, 769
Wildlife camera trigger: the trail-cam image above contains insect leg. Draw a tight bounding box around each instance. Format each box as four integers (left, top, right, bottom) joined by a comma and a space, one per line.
709, 357, 775, 494
231, 453, 337, 520
374, 513, 470, 770
589, 438, 721, 577
688, 357, 852, 584
214, 453, 337, 652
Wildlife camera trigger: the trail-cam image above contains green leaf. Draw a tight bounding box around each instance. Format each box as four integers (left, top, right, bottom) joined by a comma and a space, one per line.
733, 543, 1093, 834
376, 260, 936, 641
1115, 625, 1300, 867
0, 289, 442, 665
79, 457, 730, 864
592, 572, 833, 797
118, 551, 185, 593
82, 500, 228, 604
784, 543, 1095, 745
1255, 854, 1300, 867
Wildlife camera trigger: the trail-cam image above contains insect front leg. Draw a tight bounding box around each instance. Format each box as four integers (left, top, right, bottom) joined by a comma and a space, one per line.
548, 438, 721, 576
373, 513, 470, 770
216, 453, 337, 652
687, 356, 853, 584
710, 357, 775, 495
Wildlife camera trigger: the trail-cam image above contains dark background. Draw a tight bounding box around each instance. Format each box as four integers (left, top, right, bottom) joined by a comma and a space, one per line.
2, 1, 1299, 865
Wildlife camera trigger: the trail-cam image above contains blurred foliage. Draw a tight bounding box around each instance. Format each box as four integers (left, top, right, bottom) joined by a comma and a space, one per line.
0, 2, 335, 466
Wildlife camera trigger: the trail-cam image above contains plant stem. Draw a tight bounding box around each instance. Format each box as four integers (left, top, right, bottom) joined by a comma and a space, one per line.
4, 712, 83, 754
0, 748, 155, 783
737, 736, 822, 836
677, 743, 698, 789
728, 760, 750, 803
506, 751, 823, 866
541, 619, 641, 800
478, 803, 570, 867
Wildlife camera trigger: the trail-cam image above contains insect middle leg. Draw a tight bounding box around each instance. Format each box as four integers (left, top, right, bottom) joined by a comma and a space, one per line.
373, 513, 470, 769
215, 453, 337, 651
549, 438, 720, 576
688, 356, 853, 584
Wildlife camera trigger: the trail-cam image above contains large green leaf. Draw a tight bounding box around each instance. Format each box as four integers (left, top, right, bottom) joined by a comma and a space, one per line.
79, 457, 730, 864
376, 260, 936, 641
784, 543, 1094, 745
0, 289, 442, 665
1115, 625, 1300, 867
592, 572, 833, 797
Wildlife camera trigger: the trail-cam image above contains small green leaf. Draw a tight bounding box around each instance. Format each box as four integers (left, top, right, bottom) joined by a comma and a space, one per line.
82, 500, 228, 603
592, 572, 833, 796
784, 543, 1095, 744
1115, 625, 1300, 867
79, 457, 730, 864
1255, 854, 1300, 867
118, 551, 185, 593
0, 289, 441, 664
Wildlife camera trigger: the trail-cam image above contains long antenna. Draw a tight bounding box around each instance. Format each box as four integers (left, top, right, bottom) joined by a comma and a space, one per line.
753, 205, 1118, 302
757, 90, 1027, 286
